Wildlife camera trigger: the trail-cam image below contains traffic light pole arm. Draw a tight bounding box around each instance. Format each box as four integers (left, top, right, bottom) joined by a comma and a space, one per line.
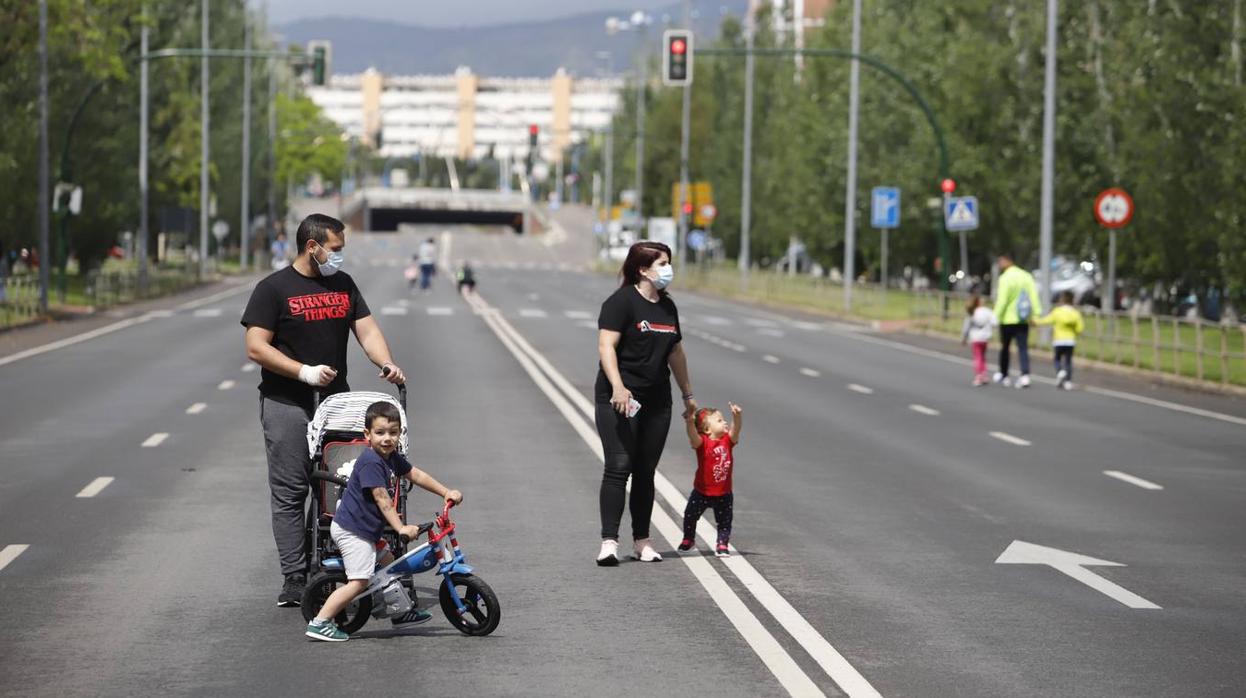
145, 48, 312, 63
696, 46, 949, 182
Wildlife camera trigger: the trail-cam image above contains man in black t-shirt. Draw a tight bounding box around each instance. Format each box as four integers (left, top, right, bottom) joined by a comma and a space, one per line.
241, 213, 407, 607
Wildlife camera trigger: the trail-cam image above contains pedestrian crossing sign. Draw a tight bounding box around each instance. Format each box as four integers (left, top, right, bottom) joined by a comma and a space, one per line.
944, 196, 979, 231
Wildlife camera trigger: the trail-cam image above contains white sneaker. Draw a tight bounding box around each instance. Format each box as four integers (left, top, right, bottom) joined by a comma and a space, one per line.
1056, 369, 1068, 384
596, 539, 619, 567
631, 539, 662, 562
1062, 381, 1075, 391
1017, 374, 1031, 389
992, 371, 1005, 384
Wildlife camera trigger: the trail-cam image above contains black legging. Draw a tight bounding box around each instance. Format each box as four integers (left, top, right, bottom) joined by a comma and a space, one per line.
596, 400, 672, 541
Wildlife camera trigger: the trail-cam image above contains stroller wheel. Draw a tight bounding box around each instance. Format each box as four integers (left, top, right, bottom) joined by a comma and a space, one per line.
302, 570, 372, 633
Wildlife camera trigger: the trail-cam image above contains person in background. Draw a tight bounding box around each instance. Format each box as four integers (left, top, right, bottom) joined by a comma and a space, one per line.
417, 237, 437, 291
270, 232, 290, 271
456, 261, 477, 295
993, 252, 1042, 388
962, 294, 997, 387
1035, 290, 1086, 390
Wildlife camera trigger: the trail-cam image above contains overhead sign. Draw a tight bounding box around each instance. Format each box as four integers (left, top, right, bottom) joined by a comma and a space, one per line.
1094, 188, 1133, 228
870, 187, 900, 229
944, 196, 979, 232
995, 540, 1160, 609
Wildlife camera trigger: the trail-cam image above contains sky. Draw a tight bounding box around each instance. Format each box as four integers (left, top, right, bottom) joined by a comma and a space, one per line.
265, 1, 681, 27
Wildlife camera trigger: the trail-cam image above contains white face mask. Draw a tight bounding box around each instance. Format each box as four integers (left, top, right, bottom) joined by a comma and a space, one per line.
314, 244, 343, 276
651, 263, 674, 290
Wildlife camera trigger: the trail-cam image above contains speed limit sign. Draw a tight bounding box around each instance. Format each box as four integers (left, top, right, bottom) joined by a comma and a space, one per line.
1094, 188, 1133, 228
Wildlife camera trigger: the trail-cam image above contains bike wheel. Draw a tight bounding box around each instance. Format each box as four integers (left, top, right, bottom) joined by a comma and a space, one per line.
301, 571, 373, 634
439, 574, 500, 636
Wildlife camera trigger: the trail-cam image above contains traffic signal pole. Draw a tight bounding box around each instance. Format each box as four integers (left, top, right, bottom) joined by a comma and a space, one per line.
676, 2, 692, 269
843, 0, 862, 310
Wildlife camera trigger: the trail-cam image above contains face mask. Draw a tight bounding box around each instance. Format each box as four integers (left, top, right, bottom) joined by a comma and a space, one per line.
651, 264, 674, 290
314, 244, 343, 276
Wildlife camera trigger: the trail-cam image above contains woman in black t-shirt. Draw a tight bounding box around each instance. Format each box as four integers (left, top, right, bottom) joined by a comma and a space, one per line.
594, 241, 697, 566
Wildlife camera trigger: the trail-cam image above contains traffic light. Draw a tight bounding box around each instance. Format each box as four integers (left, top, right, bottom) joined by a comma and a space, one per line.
528, 124, 539, 148
309, 41, 331, 86
662, 30, 693, 86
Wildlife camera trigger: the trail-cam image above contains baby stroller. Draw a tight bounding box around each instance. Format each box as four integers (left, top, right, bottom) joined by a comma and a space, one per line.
305, 384, 411, 575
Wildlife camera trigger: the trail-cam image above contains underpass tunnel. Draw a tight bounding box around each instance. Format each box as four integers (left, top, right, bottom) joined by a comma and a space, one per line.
367, 207, 526, 233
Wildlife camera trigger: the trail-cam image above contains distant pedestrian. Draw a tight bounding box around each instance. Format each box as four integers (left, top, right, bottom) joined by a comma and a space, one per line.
678, 402, 742, 558
456, 261, 477, 295
404, 254, 420, 290
993, 252, 1043, 388
1035, 291, 1085, 390
594, 241, 697, 566
961, 294, 997, 386
270, 232, 290, 271
417, 237, 437, 291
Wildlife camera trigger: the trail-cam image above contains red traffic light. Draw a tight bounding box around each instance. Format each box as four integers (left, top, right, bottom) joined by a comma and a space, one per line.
940, 178, 956, 194
682, 202, 693, 215
528, 124, 539, 136
671, 38, 687, 55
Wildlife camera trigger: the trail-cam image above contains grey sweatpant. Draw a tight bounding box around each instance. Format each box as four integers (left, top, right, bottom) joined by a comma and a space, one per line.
260, 396, 314, 577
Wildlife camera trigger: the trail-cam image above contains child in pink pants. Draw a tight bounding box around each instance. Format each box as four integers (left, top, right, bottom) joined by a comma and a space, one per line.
962, 294, 997, 386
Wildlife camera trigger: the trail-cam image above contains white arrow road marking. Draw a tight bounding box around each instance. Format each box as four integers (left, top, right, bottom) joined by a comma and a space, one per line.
380, 306, 408, 316
218, 380, 235, 390
847, 384, 874, 395
0, 545, 30, 573
1103, 470, 1164, 490
763, 355, 781, 364
989, 431, 1031, 446
141, 433, 168, 448
426, 307, 454, 316
192, 308, 222, 318
908, 404, 940, 416
799, 367, 821, 378
519, 308, 548, 318
76, 477, 115, 498
186, 403, 207, 415
996, 540, 1160, 609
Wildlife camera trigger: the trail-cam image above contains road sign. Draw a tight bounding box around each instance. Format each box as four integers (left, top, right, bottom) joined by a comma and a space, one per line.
944, 196, 979, 231
996, 540, 1160, 609
870, 187, 900, 229
1094, 188, 1133, 228
687, 229, 707, 251
211, 220, 230, 241
700, 204, 717, 222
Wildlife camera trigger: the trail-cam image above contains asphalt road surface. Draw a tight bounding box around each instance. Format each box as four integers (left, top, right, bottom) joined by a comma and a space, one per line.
1, 219, 1243, 697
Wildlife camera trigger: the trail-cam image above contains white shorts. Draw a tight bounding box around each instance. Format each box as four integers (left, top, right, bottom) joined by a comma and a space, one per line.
330, 521, 377, 581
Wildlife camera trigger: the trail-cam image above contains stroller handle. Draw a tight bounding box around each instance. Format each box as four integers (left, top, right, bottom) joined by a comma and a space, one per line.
311, 471, 347, 488
380, 366, 408, 411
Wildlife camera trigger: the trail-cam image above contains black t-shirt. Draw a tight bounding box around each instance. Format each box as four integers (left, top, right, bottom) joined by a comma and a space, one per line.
240, 265, 371, 407
595, 285, 682, 405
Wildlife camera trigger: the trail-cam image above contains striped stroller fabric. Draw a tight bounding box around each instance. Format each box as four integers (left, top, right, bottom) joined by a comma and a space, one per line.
307, 391, 409, 457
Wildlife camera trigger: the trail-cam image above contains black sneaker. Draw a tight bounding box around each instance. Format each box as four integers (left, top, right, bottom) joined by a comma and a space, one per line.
277, 574, 305, 608
391, 608, 433, 626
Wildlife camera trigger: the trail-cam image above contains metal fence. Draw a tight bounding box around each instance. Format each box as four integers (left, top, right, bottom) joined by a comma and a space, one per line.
1, 268, 203, 331
1, 275, 41, 329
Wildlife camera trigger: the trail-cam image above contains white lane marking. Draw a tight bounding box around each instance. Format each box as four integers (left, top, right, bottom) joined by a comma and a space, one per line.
147, 309, 174, 318
564, 310, 593, 320
800, 368, 821, 378
577, 320, 598, 330
847, 384, 874, 395
763, 355, 782, 364
192, 308, 222, 318
218, 380, 235, 390
397, 299, 411, 308
380, 306, 409, 315
173, 281, 254, 311
989, 431, 1031, 446
744, 318, 780, 328
792, 321, 824, 331
1103, 470, 1164, 490
909, 404, 941, 416
426, 307, 454, 316
241, 363, 257, 373
996, 540, 1161, 609
141, 433, 169, 448
0, 545, 30, 573
519, 308, 548, 318
757, 328, 786, 338
703, 315, 732, 326
464, 290, 879, 698
185, 402, 207, 415
75, 477, 115, 498
527, 293, 541, 301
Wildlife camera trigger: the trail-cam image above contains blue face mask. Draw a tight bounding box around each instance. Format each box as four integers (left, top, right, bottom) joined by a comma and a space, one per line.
651, 263, 674, 290
314, 244, 344, 276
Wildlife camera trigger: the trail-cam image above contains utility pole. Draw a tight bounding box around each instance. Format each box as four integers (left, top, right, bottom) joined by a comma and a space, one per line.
738, 3, 755, 277
138, 2, 150, 292
240, 3, 252, 270
267, 52, 277, 252
1038, 0, 1057, 310
200, 0, 211, 278
842, 0, 862, 310
676, 0, 692, 267
635, 29, 647, 224
38, 0, 50, 313
604, 125, 614, 217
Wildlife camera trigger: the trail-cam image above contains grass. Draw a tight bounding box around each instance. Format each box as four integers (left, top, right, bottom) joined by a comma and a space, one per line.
680, 264, 1246, 388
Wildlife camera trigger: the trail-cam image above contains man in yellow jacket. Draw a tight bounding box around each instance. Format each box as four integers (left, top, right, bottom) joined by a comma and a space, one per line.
1035, 290, 1085, 389
992, 252, 1043, 388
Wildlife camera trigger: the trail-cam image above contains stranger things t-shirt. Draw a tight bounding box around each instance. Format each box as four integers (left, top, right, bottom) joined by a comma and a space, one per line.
240, 265, 370, 407
595, 285, 682, 405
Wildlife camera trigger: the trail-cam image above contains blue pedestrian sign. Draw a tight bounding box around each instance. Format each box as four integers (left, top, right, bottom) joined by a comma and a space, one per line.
945, 196, 979, 231
871, 187, 900, 229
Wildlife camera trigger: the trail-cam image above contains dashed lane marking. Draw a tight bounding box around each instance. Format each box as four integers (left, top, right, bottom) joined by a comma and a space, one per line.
800, 368, 822, 378
757, 328, 786, 338
241, 363, 257, 373
380, 306, 409, 316
426, 307, 454, 316
141, 433, 169, 448
192, 308, 222, 318
989, 431, 1031, 446
519, 308, 548, 318
847, 384, 874, 395
75, 477, 115, 498
564, 310, 593, 320
763, 355, 781, 364
909, 404, 940, 416
218, 380, 235, 390
1104, 470, 1164, 490
186, 403, 207, 415
0, 545, 30, 573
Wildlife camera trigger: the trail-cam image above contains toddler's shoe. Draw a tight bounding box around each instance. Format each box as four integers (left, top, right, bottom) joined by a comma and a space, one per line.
631, 538, 663, 562
715, 544, 731, 558
392, 608, 433, 626
596, 539, 620, 567
305, 619, 348, 642
677, 538, 695, 552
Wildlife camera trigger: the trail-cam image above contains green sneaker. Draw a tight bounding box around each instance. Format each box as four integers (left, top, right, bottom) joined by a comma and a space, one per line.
305, 619, 349, 642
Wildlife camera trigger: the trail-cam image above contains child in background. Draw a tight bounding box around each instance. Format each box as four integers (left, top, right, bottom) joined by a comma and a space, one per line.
456, 261, 477, 295
962, 294, 997, 386
1035, 291, 1085, 390
678, 403, 743, 558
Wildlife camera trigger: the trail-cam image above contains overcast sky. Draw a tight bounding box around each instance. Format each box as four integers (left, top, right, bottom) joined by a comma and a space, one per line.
266, 1, 681, 27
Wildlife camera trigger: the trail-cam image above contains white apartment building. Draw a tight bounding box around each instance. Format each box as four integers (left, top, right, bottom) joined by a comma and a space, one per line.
308, 67, 622, 163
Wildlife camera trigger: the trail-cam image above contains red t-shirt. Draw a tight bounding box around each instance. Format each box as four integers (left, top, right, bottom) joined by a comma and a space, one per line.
693, 433, 735, 497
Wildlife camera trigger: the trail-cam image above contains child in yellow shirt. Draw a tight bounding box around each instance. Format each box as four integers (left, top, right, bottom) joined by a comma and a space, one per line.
1035, 291, 1085, 390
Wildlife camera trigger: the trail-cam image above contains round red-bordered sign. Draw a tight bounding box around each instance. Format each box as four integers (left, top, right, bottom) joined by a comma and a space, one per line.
1094, 188, 1133, 229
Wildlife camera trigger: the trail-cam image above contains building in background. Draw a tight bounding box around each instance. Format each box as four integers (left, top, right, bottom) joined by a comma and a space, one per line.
308, 65, 621, 163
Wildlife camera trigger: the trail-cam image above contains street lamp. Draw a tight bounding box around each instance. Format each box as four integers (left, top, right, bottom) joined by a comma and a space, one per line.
604, 11, 653, 226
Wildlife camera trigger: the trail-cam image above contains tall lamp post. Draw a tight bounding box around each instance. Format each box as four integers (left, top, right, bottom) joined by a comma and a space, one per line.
606, 11, 654, 228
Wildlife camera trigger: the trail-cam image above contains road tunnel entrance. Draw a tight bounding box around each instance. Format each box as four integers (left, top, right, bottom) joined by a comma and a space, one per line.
368, 208, 525, 233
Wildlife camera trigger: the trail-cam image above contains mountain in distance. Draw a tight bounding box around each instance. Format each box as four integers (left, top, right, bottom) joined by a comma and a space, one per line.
275, 1, 749, 78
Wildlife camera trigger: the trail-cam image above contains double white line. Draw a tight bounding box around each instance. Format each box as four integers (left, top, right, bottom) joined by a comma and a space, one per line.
462, 291, 881, 698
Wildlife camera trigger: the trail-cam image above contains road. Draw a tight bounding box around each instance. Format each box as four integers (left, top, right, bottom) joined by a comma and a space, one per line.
1, 219, 1243, 697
